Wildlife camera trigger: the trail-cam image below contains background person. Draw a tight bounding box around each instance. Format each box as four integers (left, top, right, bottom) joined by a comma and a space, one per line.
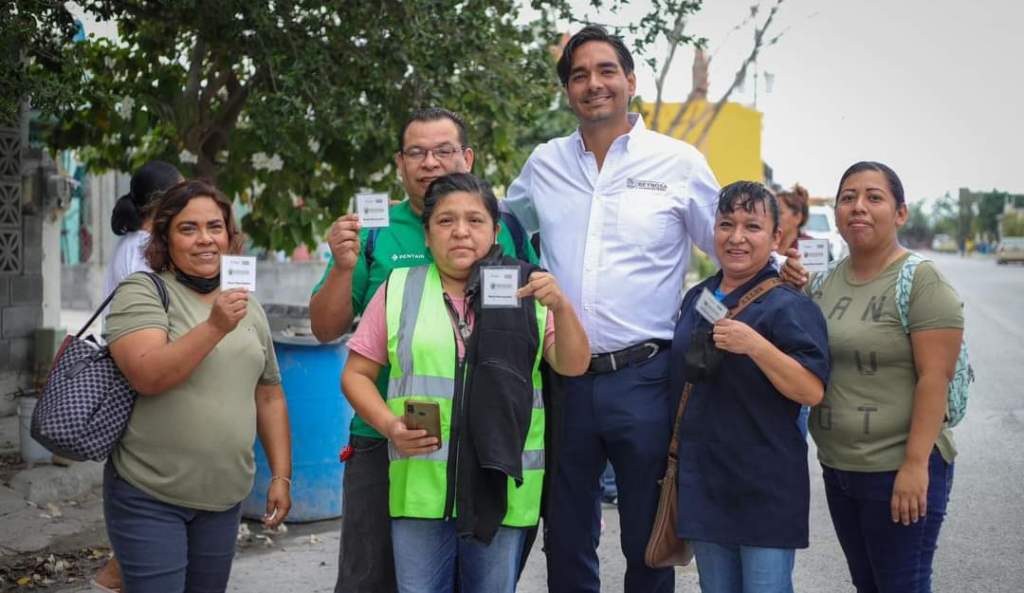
309, 108, 538, 593
776, 183, 812, 254
340, 173, 589, 593
103, 179, 291, 593
672, 181, 829, 593
103, 161, 183, 307
504, 25, 719, 593
773, 182, 816, 436
785, 161, 962, 593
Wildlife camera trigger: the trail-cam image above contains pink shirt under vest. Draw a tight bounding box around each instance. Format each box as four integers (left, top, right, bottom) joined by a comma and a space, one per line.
348, 283, 556, 365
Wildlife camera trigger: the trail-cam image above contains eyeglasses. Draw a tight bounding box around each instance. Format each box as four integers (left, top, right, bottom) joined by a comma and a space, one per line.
400, 144, 466, 163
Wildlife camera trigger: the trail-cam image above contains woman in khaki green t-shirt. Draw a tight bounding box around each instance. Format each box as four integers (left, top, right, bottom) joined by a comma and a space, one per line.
783, 162, 963, 593
103, 179, 292, 593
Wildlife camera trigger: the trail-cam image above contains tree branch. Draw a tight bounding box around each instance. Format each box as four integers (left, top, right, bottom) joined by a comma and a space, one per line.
651, 11, 688, 131
199, 55, 233, 117
184, 36, 207, 105
694, 0, 784, 149
194, 65, 266, 179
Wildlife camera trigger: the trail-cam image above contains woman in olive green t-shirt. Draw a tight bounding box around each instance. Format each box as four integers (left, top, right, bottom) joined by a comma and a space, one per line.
103, 179, 292, 593
783, 162, 963, 593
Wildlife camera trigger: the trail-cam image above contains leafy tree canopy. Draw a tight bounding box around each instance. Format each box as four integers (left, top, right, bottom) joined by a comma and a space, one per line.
1, 1, 80, 124
11, 0, 704, 251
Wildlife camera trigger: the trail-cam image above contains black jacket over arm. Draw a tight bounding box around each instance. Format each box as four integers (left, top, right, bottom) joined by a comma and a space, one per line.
456, 246, 543, 543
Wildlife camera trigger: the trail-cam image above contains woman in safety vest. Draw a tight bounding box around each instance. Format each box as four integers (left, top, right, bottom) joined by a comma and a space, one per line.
341, 172, 590, 593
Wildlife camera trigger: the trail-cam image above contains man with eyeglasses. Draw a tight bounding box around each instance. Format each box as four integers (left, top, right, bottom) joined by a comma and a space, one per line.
309, 107, 538, 593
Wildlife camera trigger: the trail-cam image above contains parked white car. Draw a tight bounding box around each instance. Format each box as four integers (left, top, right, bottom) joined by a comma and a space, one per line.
804, 206, 849, 262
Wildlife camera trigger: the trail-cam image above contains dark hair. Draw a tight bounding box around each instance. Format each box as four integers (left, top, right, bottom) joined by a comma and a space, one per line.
398, 107, 469, 151
717, 181, 780, 233
557, 25, 635, 86
836, 161, 905, 208
110, 160, 181, 235
145, 179, 243, 273
776, 183, 810, 228
421, 173, 500, 229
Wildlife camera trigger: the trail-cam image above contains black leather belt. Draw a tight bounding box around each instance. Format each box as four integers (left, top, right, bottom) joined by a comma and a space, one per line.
587, 340, 671, 375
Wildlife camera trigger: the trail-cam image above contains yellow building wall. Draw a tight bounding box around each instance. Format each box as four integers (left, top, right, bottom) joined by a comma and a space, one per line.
642, 100, 763, 186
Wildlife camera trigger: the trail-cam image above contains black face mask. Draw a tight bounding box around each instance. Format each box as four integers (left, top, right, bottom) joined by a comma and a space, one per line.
684, 324, 725, 382
174, 268, 220, 294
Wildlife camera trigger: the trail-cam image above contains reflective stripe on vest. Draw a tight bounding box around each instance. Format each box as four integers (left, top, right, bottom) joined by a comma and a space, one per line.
387, 438, 547, 470
386, 376, 542, 409
385, 264, 546, 527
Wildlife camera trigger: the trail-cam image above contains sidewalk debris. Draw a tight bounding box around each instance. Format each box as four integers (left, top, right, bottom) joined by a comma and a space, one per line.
0, 547, 111, 591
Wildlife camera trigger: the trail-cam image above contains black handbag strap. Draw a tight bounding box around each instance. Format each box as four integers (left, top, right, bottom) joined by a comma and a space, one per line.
76, 272, 170, 339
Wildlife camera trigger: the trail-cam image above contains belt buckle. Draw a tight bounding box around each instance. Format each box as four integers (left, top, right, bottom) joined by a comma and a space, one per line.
588, 351, 614, 374
589, 341, 662, 375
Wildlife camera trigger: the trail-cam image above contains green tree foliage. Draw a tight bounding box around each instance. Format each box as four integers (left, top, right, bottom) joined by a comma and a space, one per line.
1002, 212, 1024, 237
30, 1, 572, 251
898, 201, 932, 248
0, 1, 81, 123
930, 193, 960, 238
925, 190, 1024, 243
973, 190, 1019, 238
16, 1, 706, 252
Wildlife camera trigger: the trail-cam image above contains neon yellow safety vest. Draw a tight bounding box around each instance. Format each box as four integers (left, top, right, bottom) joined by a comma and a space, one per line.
384, 263, 546, 527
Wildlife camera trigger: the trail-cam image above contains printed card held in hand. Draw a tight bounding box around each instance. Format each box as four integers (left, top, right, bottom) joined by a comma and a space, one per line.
481, 266, 521, 309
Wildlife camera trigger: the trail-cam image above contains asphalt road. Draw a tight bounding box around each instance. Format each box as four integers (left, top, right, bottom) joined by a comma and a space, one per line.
53, 252, 1024, 593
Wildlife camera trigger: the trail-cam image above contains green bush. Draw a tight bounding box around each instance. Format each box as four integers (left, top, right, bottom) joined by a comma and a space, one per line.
1002, 212, 1024, 237
691, 249, 718, 282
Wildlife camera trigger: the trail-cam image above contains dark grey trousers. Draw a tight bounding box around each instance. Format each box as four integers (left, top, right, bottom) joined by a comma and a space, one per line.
334, 435, 397, 593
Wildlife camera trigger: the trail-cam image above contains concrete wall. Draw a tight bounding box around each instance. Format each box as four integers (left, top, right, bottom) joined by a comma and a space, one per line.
252, 260, 328, 307
0, 111, 42, 415
62, 167, 326, 313
63, 259, 329, 312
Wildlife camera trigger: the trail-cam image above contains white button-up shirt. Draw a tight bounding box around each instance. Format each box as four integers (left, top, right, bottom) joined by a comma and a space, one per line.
505, 113, 720, 354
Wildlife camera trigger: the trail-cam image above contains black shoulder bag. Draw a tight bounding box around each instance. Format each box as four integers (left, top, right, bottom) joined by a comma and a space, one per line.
31, 272, 169, 461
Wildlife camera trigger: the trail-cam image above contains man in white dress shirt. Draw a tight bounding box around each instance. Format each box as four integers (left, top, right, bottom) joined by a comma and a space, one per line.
504, 25, 720, 593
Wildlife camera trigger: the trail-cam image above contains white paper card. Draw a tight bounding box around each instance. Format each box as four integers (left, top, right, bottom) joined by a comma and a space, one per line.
356, 193, 390, 228
695, 288, 728, 324
481, 266, 521, 309
798, 239, 830, 273
221, 255, 257, 291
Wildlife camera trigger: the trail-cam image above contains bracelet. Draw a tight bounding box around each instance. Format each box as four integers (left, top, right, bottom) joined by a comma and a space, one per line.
271, 475, 292, 487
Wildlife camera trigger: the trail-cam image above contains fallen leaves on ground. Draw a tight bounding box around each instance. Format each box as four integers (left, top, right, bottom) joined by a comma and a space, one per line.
0, 547, 111, 590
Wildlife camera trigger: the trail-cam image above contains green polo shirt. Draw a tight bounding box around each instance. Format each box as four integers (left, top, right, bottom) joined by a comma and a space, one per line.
314, 199, 538, 439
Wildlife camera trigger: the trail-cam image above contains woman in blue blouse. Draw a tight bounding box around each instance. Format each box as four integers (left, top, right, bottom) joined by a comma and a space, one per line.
671, 181, 831, 593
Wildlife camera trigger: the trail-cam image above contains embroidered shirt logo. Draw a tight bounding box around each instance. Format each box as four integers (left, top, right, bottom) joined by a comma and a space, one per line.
391, 253, 426, 263
626, 178, 668, 192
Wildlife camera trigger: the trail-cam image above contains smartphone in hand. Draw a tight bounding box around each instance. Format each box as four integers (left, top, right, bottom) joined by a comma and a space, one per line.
404, 401, 442, 446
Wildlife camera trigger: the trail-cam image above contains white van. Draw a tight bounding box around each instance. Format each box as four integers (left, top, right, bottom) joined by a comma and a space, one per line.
804, 206, 848, 262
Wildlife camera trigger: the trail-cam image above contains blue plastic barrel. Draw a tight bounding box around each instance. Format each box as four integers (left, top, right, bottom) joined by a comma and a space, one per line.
242, 308, 352, 523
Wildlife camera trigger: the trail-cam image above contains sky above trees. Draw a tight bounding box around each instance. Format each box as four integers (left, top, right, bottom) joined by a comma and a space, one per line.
559, 0, 1024, 202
